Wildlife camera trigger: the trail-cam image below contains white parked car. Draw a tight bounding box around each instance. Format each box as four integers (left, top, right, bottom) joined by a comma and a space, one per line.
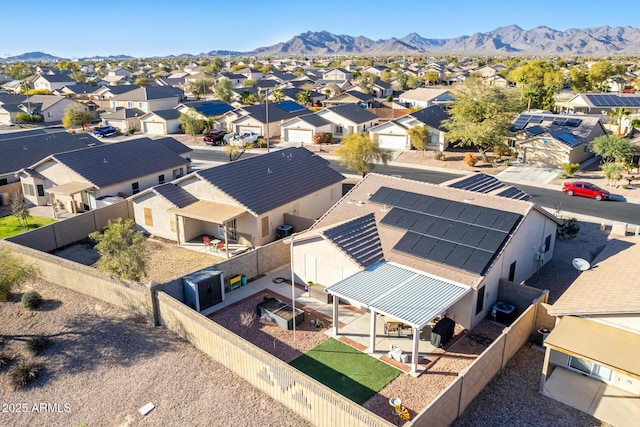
229, 132, 260, 146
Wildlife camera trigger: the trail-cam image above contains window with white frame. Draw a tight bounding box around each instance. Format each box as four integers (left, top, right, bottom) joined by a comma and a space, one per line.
568, 355, 612, 382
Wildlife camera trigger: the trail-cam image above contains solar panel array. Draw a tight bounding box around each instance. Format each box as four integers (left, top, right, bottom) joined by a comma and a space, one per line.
370, 187, 523, 275
277, 100, 307, 113
549, 129, 579, 147
526, 125, 545, 136
585, 94, 640, 107
511, 114, 582, 132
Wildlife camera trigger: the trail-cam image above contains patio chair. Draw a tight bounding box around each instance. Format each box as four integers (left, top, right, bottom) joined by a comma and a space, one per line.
215, 241, 225, 253
203, 236, 211, 251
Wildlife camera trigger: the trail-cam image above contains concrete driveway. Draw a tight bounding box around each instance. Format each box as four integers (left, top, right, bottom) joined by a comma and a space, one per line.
496, 163, 561, 186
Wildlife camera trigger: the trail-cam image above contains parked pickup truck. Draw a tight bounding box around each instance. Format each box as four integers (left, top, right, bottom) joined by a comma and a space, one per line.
93, 125, 118, 137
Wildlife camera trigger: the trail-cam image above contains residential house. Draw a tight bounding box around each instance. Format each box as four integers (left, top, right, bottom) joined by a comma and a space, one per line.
368, 105, 451, 151
0, 94, 86, 124
540, 237, 640, 426
217, 72, 247, 87
290, 173, 560, 372
323, 89, 376, 108
372, 80, 393, 100
236, 67, 263, 81
17, 138, 191, 213
139, 109, 182, 134
101, 107, 146, 133
104, 68, 131, 84
219, 101, 310, 138
511, 113, 606, 167
130, 147, 344, 248
107, 86, 184, 112
556, 93, 640, 116
175, 100, 234, 121
322, 68, 354, 82
33, 73, 76, 92
281, 88, 326, 105
280, 114, 334, 145
313, 103, 379, 137
363, 65, 390, 78
397, 88, 455, 108
0, 129, 102, 186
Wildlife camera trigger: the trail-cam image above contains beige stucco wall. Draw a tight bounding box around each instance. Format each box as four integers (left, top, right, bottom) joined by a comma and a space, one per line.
316, 110, 378, 136
292, 237, 361, 289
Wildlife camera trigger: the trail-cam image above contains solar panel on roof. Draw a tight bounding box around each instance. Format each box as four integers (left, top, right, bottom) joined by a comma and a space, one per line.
477, 231, 508, 253
496, 187, 530, 201
526, 125, 545, 136
276, 100, 306, 113
565, 118, 582, 127
492, 211, 522, 232
474, 210, 498, 227
587, 94, 606, 106
427, 240, 456, 263
442, 224, 469, 242
441, 202, 465, 219
457, 205, 483, 224
380, 207, 405, 228
369, 186, 394, 204
445, 245, 474, 269
410, 214, 437, 232
463, 250, 495, 274
552, 117, 567, 126
428, 218, 453, 238
528, 116, 544, 123
410, 234, 438, 258
395, 192, 420, 210
459, 226, 487, 247
395, 232, 420, 253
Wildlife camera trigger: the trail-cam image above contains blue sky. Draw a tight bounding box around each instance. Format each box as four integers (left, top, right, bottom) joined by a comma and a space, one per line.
3, 0, 637, 58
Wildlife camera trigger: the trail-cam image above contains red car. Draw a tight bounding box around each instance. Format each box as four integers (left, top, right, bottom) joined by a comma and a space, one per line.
203, 130, 227, 145
562, 181, 610, 201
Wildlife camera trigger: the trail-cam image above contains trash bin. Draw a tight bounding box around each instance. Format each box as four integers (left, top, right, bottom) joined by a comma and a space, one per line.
241, 274, 247, 286
536, 328, 550, 346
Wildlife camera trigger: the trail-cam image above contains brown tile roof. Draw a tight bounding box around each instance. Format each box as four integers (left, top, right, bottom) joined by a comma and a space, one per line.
307, 173, 540, 288
550, 237, 640, 315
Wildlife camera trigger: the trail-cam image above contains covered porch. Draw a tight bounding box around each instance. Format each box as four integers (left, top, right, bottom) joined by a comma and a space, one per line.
48, 181, 95, 216
326, 262, 470, 374
169, 200, 248, 259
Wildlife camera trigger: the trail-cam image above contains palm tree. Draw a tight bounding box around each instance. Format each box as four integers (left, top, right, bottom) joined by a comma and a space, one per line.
609, 107, 631, 136
271, 88, 285, 103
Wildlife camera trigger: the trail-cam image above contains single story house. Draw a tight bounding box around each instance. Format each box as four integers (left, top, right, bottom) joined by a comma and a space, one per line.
541, 236, 640, 426
397, 88, 455, 109
313, 104, 379, 138
368, 105, 451, 151
17, 137, 191, 214
511, 113, 606, 167
130, 147, 344, 248
280, 114, 333, 145
290, 173, 561, 371
139, 109, 182, 135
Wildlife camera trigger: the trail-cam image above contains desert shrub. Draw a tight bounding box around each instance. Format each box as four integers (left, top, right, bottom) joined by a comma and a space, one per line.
561, 163, 580, 176
313, 131, 332, 144
0, 352, 15, 370
27, 335, 52, 355
10, 362, 42, 390
557, 218, 580, 240
433, 151, 446, 161
493, 144, 512, 158
464, 152, 478, 167
21, 291, 42, 310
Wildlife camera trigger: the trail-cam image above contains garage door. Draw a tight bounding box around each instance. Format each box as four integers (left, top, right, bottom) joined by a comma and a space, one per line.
377, 134, 408, 150
143, 122, 165, 135
237, 126, 261, 135
286, 129, 313, 144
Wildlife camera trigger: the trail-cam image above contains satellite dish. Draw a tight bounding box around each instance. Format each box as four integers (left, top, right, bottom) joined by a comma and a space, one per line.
572, 258, 590, 271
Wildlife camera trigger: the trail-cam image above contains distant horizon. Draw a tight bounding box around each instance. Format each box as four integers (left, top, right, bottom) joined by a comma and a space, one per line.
2, 0, 636, 58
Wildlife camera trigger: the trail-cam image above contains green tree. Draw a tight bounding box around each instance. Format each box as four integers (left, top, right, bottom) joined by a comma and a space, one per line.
600, 162, 624, 186
260, 65, 273, 74
215, 77, 233, 103
89, 218, 149, 282
296, 90, 312, 106
588, 134, 637, 164
239, 90, 255, 105
179, 108, 206, 140
205, 58, 224, 75
10, 191, 30, 231
357, 72, 377, 95
609, 107, 632, 136
71, 70, 87, 83
187, 77, 214, 99
408, 125, 430, 151
394, 73, 409, 90
587, 61, 615, 92
509, 60, 565, 111
335, 134, 392, 177
61, 104, 96, 130
271, 88, 285, 103
134, 77, 151, 86
569, 67, 591, 93
443, 79, 522, 162
242, 79, 257, 88
425, 70, 440, 86
224, 140, 254, 162
6, 62, 34, 80
0, 248, 40, 301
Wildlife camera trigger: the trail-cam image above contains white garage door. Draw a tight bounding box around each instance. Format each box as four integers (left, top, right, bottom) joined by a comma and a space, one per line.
286, 129, 313, 144
237, 126, 261, 135
377, 134, 408, 150
144, 122, 165, 135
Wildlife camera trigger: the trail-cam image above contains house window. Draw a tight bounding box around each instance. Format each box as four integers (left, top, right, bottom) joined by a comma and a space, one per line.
138, 102, 146, 109
23, 183, 35, 196
544, 235, 552, 253
110, 101, 117, 108
127, 101, 133, 108
158, 174, 165, 184
0, 178, 7, 185
47, 112, 52, 118
132, 182, 139, 194
583, 145, 588, 154
261, 216, 269, 238
36, 184, 45, 197
336, 125, 344, 134
144, 207, 153, 226
172, 168, 183, 179
508, 261, 516, 282
568, 356, 612, 382
475, 286, 485, 315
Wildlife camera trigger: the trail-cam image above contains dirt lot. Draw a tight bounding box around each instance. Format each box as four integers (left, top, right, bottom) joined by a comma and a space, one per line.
0, 281, 311, 427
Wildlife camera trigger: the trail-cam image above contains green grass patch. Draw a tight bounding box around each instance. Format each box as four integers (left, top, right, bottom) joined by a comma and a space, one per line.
0, 216, 56, 239
289, 338, 401, 404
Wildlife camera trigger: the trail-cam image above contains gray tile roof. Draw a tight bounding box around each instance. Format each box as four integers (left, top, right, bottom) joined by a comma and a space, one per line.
149, 109, 182, 120
196, 147, 344, 215
238, 102, 310, 123
293, 113, 333, 127
113, 86, 183, 101
321, 213, 384, 269
154, 137, 192, 155
47, 138, 189, 188
59, 84, 99, 94
152, 183, 198, 208
409, 106, 451, 131
325, 104, 379, 123
0, 94, 27, 105
0, 129, 102, 175
101, 107, 145, 119
37, 74, 76, 83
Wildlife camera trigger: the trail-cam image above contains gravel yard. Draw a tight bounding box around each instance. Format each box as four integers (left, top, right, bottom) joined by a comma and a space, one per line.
0, 281, 311, 427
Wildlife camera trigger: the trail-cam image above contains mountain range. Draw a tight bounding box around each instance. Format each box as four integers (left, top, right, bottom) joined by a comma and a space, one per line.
4, 25, 640, 61
247, 26, 640, 56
